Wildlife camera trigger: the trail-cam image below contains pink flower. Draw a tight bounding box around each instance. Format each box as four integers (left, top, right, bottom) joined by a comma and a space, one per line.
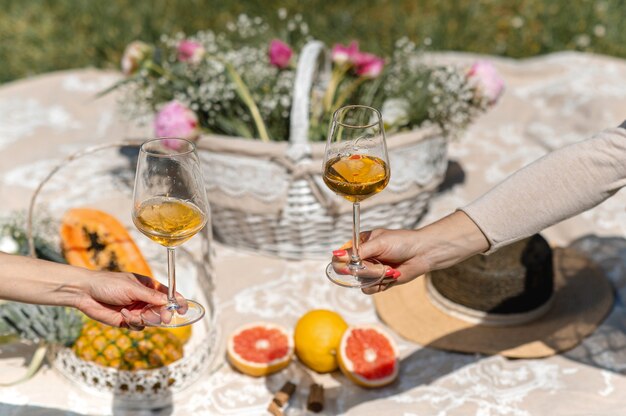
154, 101, 200, 148
268, 39, 293, 69
177, 40, 205, 64
121, 41, 152, 76
467, 60, 505, 104
331, 41, 359, 65
353, 52, 385, 78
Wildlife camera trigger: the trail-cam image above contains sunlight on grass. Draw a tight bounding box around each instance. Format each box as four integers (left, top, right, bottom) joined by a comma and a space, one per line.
1, 0, 625, 83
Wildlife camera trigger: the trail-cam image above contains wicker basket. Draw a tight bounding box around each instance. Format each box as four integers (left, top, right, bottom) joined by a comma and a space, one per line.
25, 144, 219, 408
196, 41, 448, 259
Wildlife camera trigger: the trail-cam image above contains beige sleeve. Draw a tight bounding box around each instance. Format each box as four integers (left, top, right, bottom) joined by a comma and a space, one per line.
460, 123, 626, 254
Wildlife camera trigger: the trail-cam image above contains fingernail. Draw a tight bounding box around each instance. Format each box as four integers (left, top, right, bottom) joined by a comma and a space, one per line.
385, 268, 396, 277
333, 249, 347, 257
120, 309, 130, 319
393, 271, 401, 279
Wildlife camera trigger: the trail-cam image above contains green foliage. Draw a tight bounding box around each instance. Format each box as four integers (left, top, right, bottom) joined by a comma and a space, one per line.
1, 0, 626, 84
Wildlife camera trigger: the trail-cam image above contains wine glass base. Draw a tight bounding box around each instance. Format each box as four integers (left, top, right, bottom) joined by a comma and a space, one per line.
141, 300, 205, 328
325, 259, 386, 289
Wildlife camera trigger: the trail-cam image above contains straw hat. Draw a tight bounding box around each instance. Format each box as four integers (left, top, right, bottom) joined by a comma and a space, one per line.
374, 235, 614, 358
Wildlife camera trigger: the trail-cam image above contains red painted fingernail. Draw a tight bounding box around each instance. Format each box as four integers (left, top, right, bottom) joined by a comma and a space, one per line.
392, 271, 401, 279
333, 249, 347, 257
385, 268, 396, 277
340, 267, 350, 274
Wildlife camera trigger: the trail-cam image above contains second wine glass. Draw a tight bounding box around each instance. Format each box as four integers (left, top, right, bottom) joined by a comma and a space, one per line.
323, 105, 390, 288
132, 138, 208, 327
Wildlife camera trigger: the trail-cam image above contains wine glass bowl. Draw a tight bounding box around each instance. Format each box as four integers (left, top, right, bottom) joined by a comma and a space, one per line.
132, 138, 209, 327
322, 105, 390, 288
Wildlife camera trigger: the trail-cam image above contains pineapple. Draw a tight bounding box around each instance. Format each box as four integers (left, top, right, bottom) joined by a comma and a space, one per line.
73, 320, 183, 371
0, 301, 82, 346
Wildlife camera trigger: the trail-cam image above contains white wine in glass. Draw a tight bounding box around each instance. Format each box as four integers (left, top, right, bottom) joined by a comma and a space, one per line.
132, 138, 209, 327
323, 105, 390, 288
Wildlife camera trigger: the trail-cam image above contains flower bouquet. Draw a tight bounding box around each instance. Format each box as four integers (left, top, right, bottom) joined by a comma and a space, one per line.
109, 13, 504, 258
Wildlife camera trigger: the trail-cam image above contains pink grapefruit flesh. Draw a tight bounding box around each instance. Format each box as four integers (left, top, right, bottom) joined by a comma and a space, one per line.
338, 325, 399, 388
227, 322, 293, 377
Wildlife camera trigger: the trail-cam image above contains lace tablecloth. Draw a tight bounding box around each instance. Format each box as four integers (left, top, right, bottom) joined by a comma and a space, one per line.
2, 52, 626, 415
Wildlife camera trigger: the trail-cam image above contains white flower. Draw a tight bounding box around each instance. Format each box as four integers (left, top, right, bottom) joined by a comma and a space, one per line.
120, 41, 152, 76
0, 235, 20, 254
381, 98, 410, 129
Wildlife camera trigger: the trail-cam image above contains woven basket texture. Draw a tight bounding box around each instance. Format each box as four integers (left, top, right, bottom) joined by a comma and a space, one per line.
198, 129, 447, 259
196, 40, 449, 259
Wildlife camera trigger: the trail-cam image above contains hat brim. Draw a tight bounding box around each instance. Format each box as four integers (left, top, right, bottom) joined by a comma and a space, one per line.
374, 248, 614, 358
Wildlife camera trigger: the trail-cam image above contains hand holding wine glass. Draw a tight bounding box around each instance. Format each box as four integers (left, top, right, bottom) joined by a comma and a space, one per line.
132, 138, 208, 327
323, 105, 391, 288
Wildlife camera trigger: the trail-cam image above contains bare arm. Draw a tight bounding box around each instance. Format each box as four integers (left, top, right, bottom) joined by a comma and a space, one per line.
0, 253, 173, 328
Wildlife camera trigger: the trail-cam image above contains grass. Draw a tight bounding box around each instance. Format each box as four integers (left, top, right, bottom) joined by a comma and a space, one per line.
1, 0, 626, 84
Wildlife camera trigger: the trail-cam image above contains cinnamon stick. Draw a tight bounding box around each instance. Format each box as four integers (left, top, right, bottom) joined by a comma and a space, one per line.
272, 381, 297, 407
307, 383, 324, 413
267, 401, 283, 416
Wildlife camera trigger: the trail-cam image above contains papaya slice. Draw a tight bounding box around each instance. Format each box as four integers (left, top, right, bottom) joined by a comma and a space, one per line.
60, 208, 153, 277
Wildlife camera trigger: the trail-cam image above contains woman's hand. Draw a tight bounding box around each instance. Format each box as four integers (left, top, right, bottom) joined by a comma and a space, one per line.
0, 253, 188, 330
75, 272, 187, 330
330, 212, 490, 295
331, 229, 430, 294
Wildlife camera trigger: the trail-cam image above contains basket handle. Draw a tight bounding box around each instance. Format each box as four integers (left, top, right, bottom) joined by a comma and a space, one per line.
286, 40, 326, 162
26, 142, 131, 257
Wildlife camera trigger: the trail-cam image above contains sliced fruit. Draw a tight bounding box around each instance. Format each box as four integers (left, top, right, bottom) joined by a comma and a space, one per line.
293, 309, 348, 373
60, 208, 191, 345
338, 325, 399, 388
227, 322, 293, 377
60, 208, 152, 276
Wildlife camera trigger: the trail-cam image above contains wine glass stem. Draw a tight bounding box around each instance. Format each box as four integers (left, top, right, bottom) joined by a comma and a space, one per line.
166, 247, 178, 309
351, 202, 363, 268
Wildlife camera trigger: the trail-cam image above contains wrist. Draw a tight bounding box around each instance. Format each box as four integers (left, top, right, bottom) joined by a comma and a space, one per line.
419, 211, 490, 271
55, 271, 92, 309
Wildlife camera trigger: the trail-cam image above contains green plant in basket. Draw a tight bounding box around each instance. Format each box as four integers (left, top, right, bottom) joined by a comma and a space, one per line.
106, 12, 504, 144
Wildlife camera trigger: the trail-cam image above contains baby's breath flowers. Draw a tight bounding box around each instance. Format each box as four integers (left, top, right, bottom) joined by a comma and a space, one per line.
110, 14, 503, 142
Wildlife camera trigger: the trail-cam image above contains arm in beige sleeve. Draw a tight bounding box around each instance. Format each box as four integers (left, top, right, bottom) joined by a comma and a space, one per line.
460, 122, 626, 253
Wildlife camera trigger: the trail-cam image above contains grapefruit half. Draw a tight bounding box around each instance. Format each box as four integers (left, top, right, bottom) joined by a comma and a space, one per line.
338, 325, 399, 388
227, 322, 293, 377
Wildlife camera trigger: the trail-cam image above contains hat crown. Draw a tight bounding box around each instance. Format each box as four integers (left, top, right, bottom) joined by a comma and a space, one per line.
429, 234, 554, 316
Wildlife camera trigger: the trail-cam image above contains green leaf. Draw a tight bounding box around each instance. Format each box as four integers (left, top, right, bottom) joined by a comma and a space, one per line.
222, 61, 271, 142
0, 343, 47, 386
95, 74, 141, 99
215, 115, 254, 138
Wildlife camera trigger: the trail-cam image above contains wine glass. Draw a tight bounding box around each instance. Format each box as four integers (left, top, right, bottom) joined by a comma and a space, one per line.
132, 138, 208, 327
323, 105, 390, 288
